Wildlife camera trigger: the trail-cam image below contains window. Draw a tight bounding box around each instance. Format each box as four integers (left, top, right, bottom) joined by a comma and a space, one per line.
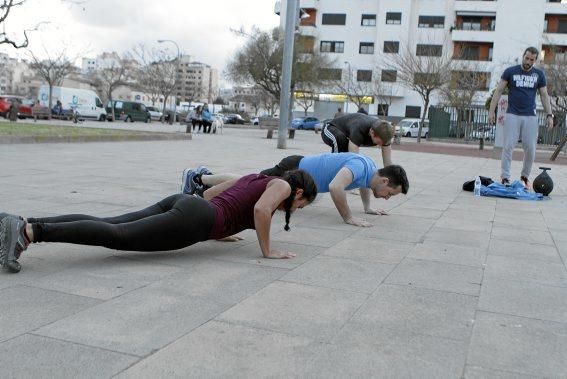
386, 12, 401, 24
322, 13, 346, 25
418, 16, 445, 28
559, 19, 567, 34
361, 14, 376, 26
405, 106, 421, 118
377, 104, 389, 116
414, 72, 439, 85
460, 46, 480, 60
320, 41, 344, 53
416, 44, 443, 56
319, 68, 342, 80
384, 41, 399, 53
381, 70, 397, 82
359, 42, 375, 54
357, 70, 372, 82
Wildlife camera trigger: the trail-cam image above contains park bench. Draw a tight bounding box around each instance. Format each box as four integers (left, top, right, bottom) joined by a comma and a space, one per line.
31, 106, 51, 121
258, 117, 295, 139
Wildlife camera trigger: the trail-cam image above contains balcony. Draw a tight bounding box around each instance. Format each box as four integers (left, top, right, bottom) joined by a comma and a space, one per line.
544, 14, 567, 33
451, 12, 496, 42
542, 44, 567, 64
453, 42, 494, 61
300, 8, 317, 27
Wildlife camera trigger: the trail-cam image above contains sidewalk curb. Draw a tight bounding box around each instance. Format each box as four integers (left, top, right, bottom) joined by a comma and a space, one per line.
0, 133, 192, 144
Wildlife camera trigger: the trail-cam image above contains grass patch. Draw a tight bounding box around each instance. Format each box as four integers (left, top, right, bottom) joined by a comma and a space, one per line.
0, 122, 147, 137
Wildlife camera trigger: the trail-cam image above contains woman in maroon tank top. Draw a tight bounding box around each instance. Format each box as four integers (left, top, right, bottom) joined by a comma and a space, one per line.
1, 170, 317, 273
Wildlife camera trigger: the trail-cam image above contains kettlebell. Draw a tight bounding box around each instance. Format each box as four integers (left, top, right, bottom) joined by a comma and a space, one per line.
533, 167, 553, 196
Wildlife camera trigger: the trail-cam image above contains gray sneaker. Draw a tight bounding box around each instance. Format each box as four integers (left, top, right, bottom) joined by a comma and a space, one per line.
180, 168, 203, 195
0, 215, 29, 273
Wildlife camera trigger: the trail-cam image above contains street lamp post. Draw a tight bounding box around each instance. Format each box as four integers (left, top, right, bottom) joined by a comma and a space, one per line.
344, 61, 351, 113
158, 39, 180, 125
278, 0, 298, 149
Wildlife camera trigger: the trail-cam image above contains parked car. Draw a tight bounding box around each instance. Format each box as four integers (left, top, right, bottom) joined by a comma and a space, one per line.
106, 100, 151, 123
146, 106, 163, 121
224, 114, 245, 124
291, 116, 320, 130
397, 118, 429, 138
0, 95, 33, 119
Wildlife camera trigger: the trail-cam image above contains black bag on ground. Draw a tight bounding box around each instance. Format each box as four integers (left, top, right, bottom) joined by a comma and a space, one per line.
462, 176, 494, 192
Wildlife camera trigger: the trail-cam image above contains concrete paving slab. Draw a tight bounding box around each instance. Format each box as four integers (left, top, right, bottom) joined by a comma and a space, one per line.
151, 259, 287, 305
491, 225, 555, 245
407, 241, 488, 267
322, 237, 414, 264
0, 334, 138, 378
385, 258, 483, 296
0, 286, 100, 342
34, 287, 228, 356
349, 284, 477, 341
308, 323, 468, 378
217, 281, 368, 342
478, 277, 567, 323
118, 321, 326, 378
464, 365, 544, 379
488, 238, 562, 263
484, 255, 567, 287
281, 255, 395, 293
467, 312, 567, 377
29, 256, 183, 300
424, 227, 491, 249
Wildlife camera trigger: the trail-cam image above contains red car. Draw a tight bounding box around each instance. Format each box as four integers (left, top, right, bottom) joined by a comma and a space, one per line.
0, 95, 33, 119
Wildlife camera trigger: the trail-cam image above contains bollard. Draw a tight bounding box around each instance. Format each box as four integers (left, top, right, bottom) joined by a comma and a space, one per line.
479, 137, 484, 150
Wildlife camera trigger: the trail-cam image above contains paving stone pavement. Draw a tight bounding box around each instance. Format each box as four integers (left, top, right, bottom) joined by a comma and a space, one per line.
1, 128, 566, 378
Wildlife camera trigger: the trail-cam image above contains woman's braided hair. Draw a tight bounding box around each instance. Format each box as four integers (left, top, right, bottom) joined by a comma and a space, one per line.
281, 169, 318, 231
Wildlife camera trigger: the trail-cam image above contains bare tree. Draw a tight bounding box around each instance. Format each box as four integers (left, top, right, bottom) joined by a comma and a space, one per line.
372, 76, 398, 116
1, 0, 29, 48
542, 46, 567, 115
294, 84, 316, 116
333, 66, 374, 111
259, 88, 278, 116
226, 27, 331, 104
131, 44, 176, 121
384, 42, 453, 142
28, 48, 74, 111
439, 62, 490, 138
89, 53, 130, 120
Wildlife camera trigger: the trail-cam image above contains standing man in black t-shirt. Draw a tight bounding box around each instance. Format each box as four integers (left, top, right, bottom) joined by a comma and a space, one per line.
488, 46, 554, 188
321, 113, 394, 166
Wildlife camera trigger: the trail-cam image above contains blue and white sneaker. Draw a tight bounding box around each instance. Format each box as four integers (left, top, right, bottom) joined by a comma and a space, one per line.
180, 168, 203, 195
0, 215, 29, 273
196, 166, 213, 176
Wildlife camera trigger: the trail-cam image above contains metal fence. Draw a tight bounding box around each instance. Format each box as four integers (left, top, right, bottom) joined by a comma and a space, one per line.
429, 106, 566, 147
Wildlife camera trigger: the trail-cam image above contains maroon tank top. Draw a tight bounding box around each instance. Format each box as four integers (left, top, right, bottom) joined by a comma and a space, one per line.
208, 174, 277, 239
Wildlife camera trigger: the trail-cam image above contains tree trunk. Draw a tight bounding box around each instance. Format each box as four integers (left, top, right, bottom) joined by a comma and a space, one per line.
48, 85, 54, 120
417, 95, 430, 143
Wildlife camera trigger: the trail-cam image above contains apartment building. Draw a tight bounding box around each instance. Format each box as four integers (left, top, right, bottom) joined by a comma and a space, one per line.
175, 56, 219, 104
279, 0, 567, 118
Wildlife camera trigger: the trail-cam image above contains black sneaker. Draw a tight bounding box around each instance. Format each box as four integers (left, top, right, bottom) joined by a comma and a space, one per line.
0, 215, 29, 273
501, 178, 510, 186
520, 176, 531, 190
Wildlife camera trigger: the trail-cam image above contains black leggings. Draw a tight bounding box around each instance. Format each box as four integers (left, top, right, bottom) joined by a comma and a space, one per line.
28, 194, 215, 252
260, 155, 304, 177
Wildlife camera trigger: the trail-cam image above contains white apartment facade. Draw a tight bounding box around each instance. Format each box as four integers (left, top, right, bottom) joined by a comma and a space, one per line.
176, 56, 219, 104
280, 0, 567, 118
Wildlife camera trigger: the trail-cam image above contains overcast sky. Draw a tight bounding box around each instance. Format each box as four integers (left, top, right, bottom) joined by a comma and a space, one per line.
0, 0, 281, 84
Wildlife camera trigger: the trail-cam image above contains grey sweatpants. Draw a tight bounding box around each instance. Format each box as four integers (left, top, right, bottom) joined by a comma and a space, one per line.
501, 113, 539, 180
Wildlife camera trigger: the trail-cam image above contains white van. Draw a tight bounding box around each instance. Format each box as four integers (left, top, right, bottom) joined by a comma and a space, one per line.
38, 85, 106, 121
397, 118, 429, 138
